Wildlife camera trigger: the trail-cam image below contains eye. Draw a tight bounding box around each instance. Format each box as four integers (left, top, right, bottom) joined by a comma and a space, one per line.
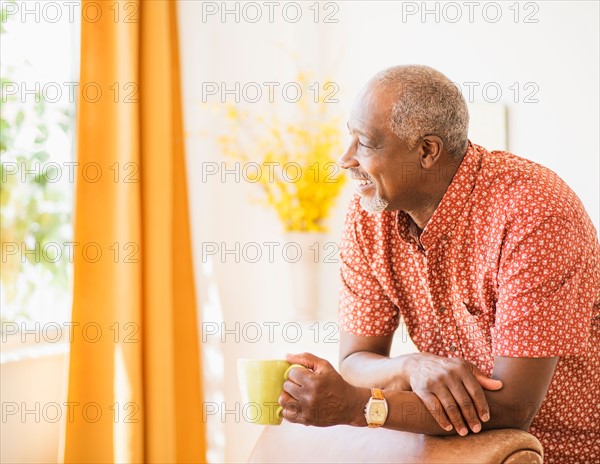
358, 140, 372, 149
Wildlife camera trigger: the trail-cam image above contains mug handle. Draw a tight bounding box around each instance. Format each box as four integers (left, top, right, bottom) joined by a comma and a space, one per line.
284, 363, 306, 380
279, 364, 307, 422
275, 405, 284, 420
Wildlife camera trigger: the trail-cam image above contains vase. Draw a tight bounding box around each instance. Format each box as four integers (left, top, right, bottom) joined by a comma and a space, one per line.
283, 232, 326, 321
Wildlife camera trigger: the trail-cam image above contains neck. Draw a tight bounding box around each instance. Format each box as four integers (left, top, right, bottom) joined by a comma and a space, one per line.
407, 196, 442, 233
407, 158, 462, 232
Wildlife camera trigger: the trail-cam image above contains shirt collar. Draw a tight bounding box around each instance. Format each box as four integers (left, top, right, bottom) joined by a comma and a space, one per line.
396, 141, 484, 251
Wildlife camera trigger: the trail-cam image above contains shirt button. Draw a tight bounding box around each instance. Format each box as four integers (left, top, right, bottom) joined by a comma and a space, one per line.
449, 344, 457, 352
438, 306, 447, 314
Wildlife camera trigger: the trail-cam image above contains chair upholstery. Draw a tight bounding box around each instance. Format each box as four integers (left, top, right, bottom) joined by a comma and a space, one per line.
248, 421, 543, 463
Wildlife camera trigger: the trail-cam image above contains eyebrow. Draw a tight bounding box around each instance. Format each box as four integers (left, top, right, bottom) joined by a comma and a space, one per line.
347, 121, 371, 137
347, 121, 380, 141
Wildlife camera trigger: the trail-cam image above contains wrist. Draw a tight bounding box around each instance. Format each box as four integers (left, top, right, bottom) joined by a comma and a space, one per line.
397, 352, 417, 373
348, 387, 371, 427
386, 354, 414, 390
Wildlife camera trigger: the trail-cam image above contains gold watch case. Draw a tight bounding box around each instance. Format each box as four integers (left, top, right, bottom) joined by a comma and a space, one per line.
364, 388, 388, 427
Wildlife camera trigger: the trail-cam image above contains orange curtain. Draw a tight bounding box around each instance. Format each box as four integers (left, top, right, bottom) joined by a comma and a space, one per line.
64, 1, 206, 462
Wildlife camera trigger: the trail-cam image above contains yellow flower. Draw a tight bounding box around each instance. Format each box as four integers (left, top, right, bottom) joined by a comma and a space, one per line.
215, 73, 347, 232
226, 106, 239, 121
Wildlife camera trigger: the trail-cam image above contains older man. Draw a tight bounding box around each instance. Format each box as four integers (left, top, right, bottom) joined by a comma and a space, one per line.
280, 65, 600, 464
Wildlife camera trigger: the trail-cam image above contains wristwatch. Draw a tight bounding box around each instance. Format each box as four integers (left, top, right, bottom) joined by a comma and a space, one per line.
364, 387, 388, 428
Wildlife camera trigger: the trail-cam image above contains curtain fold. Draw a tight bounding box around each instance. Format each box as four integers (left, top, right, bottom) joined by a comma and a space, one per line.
64, 1, 205, 462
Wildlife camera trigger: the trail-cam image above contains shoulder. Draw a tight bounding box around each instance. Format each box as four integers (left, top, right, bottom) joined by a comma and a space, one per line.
476, 146, 595, 235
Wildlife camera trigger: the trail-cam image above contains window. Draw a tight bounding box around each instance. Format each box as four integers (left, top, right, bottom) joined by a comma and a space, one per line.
1, 1, 79, 335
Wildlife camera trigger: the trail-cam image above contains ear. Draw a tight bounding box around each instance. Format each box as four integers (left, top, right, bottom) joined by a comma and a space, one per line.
419, 135, 444, 169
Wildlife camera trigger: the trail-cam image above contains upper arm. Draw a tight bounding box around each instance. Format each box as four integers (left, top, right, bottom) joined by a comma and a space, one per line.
485, 356, 559, 430
336, 199, 403, 384
487, 217, 590, 428
487, 215, 598, 428
338, 198, 400, 337
494, 215, 597, 357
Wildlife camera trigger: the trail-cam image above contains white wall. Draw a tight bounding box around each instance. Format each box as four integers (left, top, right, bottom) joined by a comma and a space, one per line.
0, 351, 69, 463
178, 2, 599, 462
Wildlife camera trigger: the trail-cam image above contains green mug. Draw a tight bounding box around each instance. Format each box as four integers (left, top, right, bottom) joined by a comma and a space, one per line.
237, 359, 305, 425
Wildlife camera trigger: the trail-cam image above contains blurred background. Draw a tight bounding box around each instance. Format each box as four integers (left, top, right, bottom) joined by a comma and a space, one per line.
1, 1, 598, 463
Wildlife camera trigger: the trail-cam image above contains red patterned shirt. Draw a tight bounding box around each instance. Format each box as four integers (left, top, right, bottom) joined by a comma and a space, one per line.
339, 142, 600, 463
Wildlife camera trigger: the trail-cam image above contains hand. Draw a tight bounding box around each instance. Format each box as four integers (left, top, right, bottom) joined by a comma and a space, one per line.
406, 353, 503, 436
279, 352, 368, 427
382, 356, 412, 391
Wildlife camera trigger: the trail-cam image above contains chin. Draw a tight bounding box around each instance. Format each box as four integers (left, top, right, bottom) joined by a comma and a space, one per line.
359, 194, 390, 214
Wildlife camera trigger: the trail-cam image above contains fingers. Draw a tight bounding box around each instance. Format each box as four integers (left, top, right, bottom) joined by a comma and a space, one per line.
285, 365, 311, 386
472, 365, 503, 390
462, 375, 491, 423
418, 392, 453, 432
285, 352, 328, 371
282, 378, 303, 399
446, 362, 493, 431
447, 382, 482, 433
278, 359, 353, 427
278, 391, 302, 423
432, 388, 470, 436
279, 390, 294, 403
411, 357, 497, 435
278, 376, 328, 425
284, 364, 307, 383
416, 387, 470, 436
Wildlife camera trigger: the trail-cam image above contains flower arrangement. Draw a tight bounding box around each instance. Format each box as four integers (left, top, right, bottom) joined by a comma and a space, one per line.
217, 73, 346, 232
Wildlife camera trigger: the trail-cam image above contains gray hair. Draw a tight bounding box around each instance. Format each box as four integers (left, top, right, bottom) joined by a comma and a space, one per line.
372, 65, 469, 158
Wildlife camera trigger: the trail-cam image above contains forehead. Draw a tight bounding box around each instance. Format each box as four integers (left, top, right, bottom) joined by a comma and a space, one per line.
349, 82, 395, 134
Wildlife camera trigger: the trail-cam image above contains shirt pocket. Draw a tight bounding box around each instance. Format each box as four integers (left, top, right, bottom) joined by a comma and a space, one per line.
454, 283, 495, 313
454, 293, 495, 330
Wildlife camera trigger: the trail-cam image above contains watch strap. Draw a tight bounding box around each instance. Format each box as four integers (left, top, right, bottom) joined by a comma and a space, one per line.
371, 387, 385, 400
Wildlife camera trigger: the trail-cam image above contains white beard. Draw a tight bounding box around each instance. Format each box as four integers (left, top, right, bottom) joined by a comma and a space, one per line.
360, 190, 389, 213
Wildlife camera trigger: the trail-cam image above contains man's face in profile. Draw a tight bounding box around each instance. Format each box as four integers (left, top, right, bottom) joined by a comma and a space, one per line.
341, 83, 423, 214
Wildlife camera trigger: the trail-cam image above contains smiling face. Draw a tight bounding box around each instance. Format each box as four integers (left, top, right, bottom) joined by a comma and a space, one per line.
339, 82, 426, 214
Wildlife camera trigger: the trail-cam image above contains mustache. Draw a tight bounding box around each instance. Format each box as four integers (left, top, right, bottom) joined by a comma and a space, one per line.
348, 168, 372, 181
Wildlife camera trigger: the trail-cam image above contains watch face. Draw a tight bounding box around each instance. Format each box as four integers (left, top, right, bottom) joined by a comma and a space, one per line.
369, 401, 387, 423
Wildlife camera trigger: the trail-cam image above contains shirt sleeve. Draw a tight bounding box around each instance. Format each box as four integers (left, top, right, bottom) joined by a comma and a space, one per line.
492, 215, 600, 357
338, 197, 399, 336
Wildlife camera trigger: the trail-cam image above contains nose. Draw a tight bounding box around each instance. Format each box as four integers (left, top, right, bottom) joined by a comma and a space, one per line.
337, 141, 359, 170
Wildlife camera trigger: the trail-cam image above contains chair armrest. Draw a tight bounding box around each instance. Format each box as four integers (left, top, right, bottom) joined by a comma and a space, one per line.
248, 421, 543, 463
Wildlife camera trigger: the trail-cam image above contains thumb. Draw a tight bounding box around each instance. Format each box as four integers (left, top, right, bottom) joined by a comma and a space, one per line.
286, 352, 329, 371
472, 366, 503, 390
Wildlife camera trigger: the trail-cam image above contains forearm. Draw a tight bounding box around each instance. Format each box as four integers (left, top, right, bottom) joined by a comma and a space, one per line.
350, 388, 535, 435
283, 353, 551, 434
340, 351, 412, 390
350, 387, 455, 434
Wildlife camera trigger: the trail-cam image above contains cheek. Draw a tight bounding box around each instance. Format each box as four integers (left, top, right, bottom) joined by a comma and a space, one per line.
375, 170, 411, 202
378, 177, 400, 197
386, 161, 419, 188
361, 154, 411, 195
